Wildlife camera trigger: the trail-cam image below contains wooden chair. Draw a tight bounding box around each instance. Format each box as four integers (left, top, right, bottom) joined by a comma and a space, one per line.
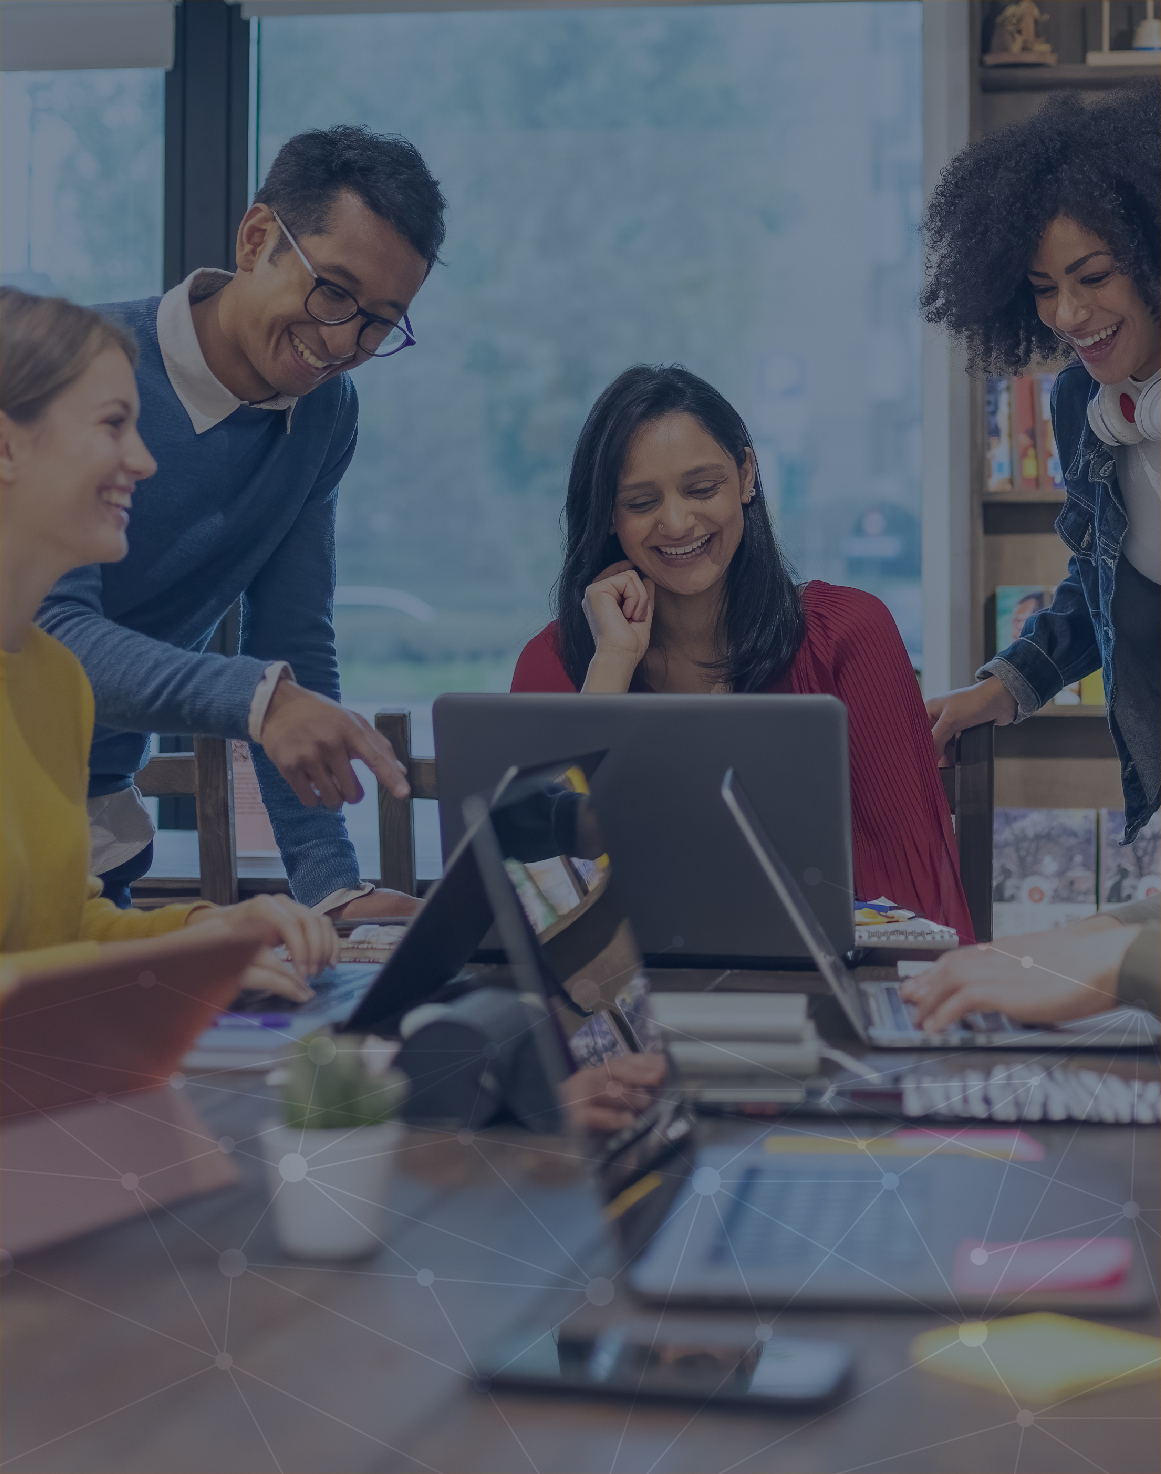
375, 708, 438, 896
134, 737, 238, 907
939, 721, 994, 943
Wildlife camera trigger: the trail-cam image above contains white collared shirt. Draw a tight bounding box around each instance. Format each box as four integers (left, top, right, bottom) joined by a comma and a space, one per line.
155, 268, 297, 434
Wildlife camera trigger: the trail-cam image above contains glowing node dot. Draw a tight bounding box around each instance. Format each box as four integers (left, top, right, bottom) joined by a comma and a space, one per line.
754, 1323, 773, 1342
1123, 1201, 1140, 1219
215, 1352, 233, 1370
1021, 956, 1034, 970
306, 1036, 337, 1065
169, 1071, 186, 1090
482, 1042, 500, 1060
958, 1322, 988, 1347
970, 1247, 989, 1266
586, 1277, 614, 1306
218, 1249, 247, 1278
856, 1139, 869, 1150
94, 1091, 108, 1104
605, 1079, 624, 1099
0, 1249, 13, 1278
1016, 1410, 1034, 1428
881, 1172, 899, 1190
456, 1129, 474, 1146
278, 1152, 308, 1182
803, 867, 822, 887
671, 935, 684, 948
692, 1167, 721, 1196
137, 971, 156, 989
416, 1268, 434, 1287
121, 1172, 139, 1191
218, 1136, 235, 1155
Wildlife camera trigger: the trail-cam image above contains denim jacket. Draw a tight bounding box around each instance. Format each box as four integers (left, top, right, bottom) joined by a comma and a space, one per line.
980, 360, 1155, 841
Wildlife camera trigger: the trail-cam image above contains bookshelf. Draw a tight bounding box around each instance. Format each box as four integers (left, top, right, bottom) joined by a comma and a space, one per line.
967, 2, 1142, 813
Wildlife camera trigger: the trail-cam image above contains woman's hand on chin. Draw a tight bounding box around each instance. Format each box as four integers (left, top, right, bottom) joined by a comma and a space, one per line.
581, 560, 655, 693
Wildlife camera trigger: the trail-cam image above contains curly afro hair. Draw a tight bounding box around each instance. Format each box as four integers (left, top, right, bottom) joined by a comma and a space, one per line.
921, 82, 1159, 374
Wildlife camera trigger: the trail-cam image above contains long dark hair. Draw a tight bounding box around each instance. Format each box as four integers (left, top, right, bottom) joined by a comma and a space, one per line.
553, 364, 805, 692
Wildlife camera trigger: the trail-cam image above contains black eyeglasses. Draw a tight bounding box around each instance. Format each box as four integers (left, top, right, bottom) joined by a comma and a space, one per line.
271, 210, 417, 359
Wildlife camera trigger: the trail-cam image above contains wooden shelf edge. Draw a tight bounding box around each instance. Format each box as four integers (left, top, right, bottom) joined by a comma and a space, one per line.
1029, 705, 1108, 719
979, 62, 1160, 92
981, 491, 1065, 505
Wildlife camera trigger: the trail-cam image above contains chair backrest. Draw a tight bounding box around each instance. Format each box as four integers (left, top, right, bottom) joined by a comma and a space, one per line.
375, 709, 437, 896
939, 722, 994, 943
134, 737, 238, 906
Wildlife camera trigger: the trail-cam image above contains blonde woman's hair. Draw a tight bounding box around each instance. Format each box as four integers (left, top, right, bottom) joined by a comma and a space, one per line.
0, 287, 138, 425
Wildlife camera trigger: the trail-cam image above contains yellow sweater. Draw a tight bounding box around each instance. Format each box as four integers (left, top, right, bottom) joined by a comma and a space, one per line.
1, 627, 203, 987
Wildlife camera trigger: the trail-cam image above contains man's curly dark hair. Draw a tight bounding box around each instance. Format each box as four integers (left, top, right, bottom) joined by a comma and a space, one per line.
921, 82, 1159, 374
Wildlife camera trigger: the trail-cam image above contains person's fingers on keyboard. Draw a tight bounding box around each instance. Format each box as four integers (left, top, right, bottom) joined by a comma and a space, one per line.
228, 895, 338, 979
238, 948, 314, 1003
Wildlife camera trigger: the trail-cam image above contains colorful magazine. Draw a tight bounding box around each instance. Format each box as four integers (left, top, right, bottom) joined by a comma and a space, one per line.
1098, 810, 1161, 907
992, 808, 1098, 938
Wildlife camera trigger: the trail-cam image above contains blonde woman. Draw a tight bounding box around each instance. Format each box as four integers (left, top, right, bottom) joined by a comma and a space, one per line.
1, 288, 335, 997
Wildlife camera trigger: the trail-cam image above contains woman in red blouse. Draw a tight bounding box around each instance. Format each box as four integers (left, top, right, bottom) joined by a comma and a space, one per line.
512, 365, 973, 939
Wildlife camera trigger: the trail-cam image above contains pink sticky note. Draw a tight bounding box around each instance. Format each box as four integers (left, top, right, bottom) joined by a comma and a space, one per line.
954, 1237, 1134, 1295
893, 1128, 1044, 1161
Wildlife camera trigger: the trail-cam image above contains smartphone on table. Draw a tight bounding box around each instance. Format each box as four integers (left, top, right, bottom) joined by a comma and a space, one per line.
475, 1319, 850, 1408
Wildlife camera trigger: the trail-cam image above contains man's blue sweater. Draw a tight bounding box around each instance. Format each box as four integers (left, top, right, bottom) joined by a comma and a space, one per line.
38, 295, 362, 907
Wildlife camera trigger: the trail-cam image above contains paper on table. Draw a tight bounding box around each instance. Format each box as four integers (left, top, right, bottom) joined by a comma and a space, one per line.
912, 1312, 1160, 1403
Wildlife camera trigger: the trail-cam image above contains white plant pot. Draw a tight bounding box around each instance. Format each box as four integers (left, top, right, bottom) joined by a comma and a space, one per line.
261, 1118, 403, 1260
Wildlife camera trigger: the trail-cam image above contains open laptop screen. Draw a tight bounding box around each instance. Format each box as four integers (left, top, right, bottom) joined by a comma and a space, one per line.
474, 756, 663, 1069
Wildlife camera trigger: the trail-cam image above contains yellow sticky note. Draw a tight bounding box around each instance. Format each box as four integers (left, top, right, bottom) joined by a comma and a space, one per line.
912, 1313, 1160, 1404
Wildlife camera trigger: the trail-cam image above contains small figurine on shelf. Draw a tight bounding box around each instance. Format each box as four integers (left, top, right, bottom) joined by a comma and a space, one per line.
984, 0, 1058, 66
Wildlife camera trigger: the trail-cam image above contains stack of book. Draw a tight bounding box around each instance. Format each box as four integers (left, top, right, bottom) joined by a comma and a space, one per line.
986, 374, 1065, 496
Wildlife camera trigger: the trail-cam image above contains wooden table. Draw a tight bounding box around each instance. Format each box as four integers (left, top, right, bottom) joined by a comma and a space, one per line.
2, 1044, 1158, 1474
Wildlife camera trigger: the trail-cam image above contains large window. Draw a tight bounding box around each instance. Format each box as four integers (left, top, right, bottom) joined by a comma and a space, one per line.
0, 69, 164, 303
255, 2, 923, 718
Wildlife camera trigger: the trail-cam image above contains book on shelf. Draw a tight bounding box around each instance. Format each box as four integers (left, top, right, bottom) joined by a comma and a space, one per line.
1037, 373, 1065, 493
985, 376, 1013, 492
992, 586, 1105, 706
992, 808, 1159, 940
1012, 376, 1040, 492
992, 808, 1098, 939
983, 372, 1062, 497
1098, 810, 1161, 907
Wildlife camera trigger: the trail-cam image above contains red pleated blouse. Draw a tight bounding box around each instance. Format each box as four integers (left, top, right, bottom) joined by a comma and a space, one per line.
510, 581, 974, 942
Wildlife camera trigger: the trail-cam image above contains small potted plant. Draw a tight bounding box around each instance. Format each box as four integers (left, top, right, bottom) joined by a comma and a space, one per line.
262, 1033, 408, 1260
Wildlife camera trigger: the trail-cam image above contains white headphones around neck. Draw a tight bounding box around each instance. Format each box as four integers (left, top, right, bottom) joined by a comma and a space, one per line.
1087, 375, 1161, 446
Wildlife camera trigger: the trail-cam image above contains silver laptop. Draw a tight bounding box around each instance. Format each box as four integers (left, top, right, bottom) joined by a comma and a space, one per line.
721, 768, 1160, 1052
628, 1134, 1151, 1311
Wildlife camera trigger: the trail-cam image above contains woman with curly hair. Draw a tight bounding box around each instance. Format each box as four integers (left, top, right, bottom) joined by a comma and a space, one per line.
511, 364, 974, 937
922, 82, 1159, 842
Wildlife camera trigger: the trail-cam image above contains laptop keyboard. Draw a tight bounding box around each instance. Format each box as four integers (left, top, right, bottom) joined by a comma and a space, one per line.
236, 965, 380, 1019
710, 1166, 927, 1272
860, 981, 1009, 1038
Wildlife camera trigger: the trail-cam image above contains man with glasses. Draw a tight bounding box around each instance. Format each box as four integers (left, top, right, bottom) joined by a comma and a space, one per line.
39, 126, 446, 921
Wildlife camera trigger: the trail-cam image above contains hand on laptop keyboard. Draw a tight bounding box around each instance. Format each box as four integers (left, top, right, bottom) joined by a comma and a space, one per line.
186, 894, 340, 1002
899, 919, 1138, 1032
